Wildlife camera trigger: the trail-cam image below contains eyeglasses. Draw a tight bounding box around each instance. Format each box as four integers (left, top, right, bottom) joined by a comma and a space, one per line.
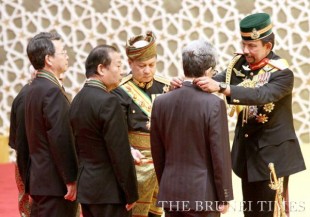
206, 68, 218, 77
55, 50, 68, 56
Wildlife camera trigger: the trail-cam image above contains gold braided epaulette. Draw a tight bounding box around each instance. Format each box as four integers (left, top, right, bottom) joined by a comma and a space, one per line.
225, 54, 242, 117
267, 59, 289, 71
119, 74, 132, 86
225, 54, 242, 84
154, 74, 171, 86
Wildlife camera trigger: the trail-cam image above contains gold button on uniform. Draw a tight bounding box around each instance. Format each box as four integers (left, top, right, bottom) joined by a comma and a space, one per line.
245, 134, 248, 138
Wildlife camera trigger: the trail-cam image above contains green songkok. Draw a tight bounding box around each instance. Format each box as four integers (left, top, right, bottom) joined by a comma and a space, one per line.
240, 13, 273, 41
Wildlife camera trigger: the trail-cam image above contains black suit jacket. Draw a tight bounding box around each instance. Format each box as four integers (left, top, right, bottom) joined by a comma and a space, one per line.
70, 84, 138, 204
214, 52, 306, 182
9, 84, 30, 185
151, 82, 233, 211
25, 76, 78, 196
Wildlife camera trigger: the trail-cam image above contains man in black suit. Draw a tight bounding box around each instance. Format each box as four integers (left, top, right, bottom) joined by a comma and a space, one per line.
151, 39, 233, 217
193, 13, 306, 217
25, 32, 78, 217
8, 66, 36, 217
70, 45, 139, 217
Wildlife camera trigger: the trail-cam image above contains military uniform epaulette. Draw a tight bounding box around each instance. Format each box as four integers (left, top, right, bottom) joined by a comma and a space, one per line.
119, 74, 133, 86
267, 59, 289, 71
154, 74, 171, 86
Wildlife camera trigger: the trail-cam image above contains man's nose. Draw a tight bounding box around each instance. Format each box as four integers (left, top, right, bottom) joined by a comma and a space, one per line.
143, 66, 151, 73
243, 46, 249, 54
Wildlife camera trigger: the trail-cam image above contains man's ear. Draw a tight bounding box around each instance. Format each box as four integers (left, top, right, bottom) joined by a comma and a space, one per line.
205, 67, 213, 77
265, 42, 272, 51
45, 55, 53, 67
97, 64, 105, 76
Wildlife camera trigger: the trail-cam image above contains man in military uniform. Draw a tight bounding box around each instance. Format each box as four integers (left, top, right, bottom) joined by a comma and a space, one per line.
113, 31, 170, 217
193, 13, 306, 217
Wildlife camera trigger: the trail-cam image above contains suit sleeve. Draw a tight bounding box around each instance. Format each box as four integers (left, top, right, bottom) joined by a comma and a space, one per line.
213, 70, 226, 82
43, 87, 78, 184
229, 69, 293, 105
9, 98, 17, 150
208, 99, 233, 202
150, 98, 165, 183
100, 95, 138, 203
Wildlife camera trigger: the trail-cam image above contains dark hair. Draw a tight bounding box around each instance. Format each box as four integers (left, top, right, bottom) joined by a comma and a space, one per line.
182, 39, 217, 78
261, 32, 275, 50
85, 45, 118, 78
26, 32, 61, 70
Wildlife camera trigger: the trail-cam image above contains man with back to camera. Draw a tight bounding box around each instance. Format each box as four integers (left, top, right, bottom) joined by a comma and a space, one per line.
25, 32, 78, 217
69, 45, 139, 217
151, 39, 233, 217
113, 31, 170, 217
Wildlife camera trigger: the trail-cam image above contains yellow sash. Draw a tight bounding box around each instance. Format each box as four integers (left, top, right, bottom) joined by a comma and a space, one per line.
120, 81, 152, 118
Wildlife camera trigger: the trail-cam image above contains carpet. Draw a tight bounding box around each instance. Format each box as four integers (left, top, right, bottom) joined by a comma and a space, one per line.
0, 163, 84, 217
0, 163, 19, 217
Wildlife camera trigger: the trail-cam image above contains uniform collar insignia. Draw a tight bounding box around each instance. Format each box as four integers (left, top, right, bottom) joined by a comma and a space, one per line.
242, 65, 251, 71
249, 58, 269, 71
132, 78, 153, 89
233, 68, 246, 77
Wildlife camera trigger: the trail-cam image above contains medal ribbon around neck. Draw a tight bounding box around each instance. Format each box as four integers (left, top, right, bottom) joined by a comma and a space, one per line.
37, 69, 62, 87
37, 69, 70, 102
85, 79, 107, 92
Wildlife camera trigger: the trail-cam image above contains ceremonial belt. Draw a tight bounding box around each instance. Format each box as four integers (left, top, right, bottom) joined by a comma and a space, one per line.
120, 81, 152, 118
128, 131, 150, 150
128, 131, 153, 164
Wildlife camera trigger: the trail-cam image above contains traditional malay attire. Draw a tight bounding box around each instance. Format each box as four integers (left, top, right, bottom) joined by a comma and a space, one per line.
113, 31, 170, 217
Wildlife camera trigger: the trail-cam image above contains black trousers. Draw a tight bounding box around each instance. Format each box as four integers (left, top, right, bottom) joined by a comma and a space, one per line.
81, 203, 132, 217
241, 176, 289, 217
30, 195, 78, 217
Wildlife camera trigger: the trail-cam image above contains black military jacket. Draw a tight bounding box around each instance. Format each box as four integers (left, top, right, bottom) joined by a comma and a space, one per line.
113, 74, 170, 133
214, 52, 306, 182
